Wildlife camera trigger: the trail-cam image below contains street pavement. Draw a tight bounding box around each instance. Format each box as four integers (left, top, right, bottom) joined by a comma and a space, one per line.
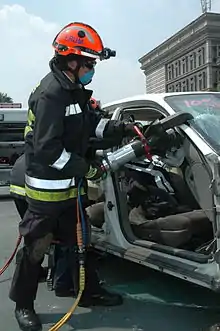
1, 199, 220, 331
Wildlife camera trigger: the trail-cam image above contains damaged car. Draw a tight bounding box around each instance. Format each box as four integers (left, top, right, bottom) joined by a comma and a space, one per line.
2, 92, 220, 293
87, 91, 220, 292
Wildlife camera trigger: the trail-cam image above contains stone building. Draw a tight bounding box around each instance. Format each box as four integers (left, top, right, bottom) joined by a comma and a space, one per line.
139, 13, 220, 93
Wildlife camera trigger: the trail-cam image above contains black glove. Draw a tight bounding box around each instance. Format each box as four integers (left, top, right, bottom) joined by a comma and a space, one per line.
85, 161, 107, 182
87, 136, 122, 152
85, 145, 96, 161
147, 129, 182, 157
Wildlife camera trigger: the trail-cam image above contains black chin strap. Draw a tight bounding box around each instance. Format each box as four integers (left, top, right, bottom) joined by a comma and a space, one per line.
70, 62, 81, 84
53, 54, 83, 83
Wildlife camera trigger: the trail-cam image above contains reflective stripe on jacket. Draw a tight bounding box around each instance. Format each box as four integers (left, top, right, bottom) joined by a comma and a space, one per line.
25, 175, 85, 202
10, 184, 26, 198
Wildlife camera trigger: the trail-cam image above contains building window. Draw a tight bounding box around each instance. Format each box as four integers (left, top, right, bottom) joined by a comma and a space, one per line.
175, 82, 181, 92
178, 60, 181, 76
198, 49, 202, 67
182, 58, 186, 74
202, 47, 205, 64
190, 54, 194, 70
217, 69, 220, 82
195, 75, 198, 90
190, 76, 197, 91
167, 65, 172, 80
171, 64, 174, 79
182, 80, 186, 91
167, 84, 174, 92
197, 47, 205, 66
186, 79, 189, 90
190, 77, 193, 91
212, 70, 218, 87
212, 45, 217, 63
198, 73, 203, 90
185, 56, 189, 72
193, 52, 197, 68
202, 71, 207, 89
175, 61, 178, 77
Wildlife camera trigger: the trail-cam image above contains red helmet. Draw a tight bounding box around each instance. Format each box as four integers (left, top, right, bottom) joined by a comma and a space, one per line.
53, 22, 116, 61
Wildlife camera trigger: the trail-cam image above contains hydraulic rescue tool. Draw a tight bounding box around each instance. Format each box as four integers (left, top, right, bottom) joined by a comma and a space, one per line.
0, 111, 193, 330
101, 112, 193, 173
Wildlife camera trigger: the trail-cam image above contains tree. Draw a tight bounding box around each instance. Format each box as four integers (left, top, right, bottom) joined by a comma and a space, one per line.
0, 92, 13, 103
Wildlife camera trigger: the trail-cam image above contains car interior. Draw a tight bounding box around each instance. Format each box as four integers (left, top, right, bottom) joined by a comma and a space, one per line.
86, 105, 216, 262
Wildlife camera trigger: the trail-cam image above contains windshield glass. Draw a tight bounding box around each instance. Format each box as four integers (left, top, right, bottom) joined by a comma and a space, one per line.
164, 93, 220, 153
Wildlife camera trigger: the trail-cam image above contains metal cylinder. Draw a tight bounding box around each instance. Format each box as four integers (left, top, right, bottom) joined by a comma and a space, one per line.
102, 140, 145, 172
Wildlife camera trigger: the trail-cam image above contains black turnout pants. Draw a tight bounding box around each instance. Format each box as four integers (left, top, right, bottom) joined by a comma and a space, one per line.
9, 199, 100, 307
14, 198, 28, 220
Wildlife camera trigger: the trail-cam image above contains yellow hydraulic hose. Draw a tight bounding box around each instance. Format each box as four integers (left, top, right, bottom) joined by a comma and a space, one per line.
49, 194, 86, 331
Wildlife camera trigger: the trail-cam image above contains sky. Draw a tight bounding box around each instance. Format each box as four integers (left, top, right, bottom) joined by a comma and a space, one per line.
0, 0, 220, 107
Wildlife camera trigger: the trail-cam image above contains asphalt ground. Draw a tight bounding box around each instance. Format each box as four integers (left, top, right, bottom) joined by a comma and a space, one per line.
1, 199, 220, 331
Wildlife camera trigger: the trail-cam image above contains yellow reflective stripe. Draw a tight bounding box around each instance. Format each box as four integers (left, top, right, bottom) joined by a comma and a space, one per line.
25, 185, 85, 202
24, 125, 32, 137
10, 185, 26, 197
24, 109, 35, 138
27, 109, 35, 125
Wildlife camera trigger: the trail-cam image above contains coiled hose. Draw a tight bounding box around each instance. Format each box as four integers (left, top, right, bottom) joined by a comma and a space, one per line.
49, 179, 86, 331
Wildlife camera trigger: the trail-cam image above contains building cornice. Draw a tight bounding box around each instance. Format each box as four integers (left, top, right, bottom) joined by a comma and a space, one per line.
139, 13, 220, 70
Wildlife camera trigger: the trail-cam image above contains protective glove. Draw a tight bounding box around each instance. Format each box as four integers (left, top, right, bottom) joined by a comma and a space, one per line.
85, 161, 107, 182
147, 129, 182, 157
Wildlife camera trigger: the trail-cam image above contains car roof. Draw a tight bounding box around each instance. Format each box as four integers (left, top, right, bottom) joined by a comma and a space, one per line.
102, 92, 220, 111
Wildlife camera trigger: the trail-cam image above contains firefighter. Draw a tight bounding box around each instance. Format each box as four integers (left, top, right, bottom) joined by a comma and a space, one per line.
8, 98, 120, 296
9, 22, 138, 331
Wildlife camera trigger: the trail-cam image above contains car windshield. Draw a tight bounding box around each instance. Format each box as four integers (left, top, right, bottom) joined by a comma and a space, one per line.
164, 93, 220, 153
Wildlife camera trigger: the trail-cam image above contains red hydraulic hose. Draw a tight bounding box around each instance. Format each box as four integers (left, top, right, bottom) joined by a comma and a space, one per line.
0, 234, 22, 276
133, 125, 152, 160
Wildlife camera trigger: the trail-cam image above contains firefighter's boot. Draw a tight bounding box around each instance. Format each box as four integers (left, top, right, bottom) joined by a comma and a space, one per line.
15, 305, 42, 331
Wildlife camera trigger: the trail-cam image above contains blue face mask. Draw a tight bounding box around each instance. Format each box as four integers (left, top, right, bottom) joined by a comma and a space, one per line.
79, 68, 95, 86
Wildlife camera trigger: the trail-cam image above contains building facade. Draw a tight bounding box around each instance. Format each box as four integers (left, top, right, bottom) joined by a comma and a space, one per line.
139, 13, 220, 93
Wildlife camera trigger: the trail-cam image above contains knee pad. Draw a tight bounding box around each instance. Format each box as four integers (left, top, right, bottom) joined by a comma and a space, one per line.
29, 233, 53, 263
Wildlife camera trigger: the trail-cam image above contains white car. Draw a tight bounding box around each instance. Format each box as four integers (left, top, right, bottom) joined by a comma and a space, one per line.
2, 91, 220, 292
87, 91, 220, 292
